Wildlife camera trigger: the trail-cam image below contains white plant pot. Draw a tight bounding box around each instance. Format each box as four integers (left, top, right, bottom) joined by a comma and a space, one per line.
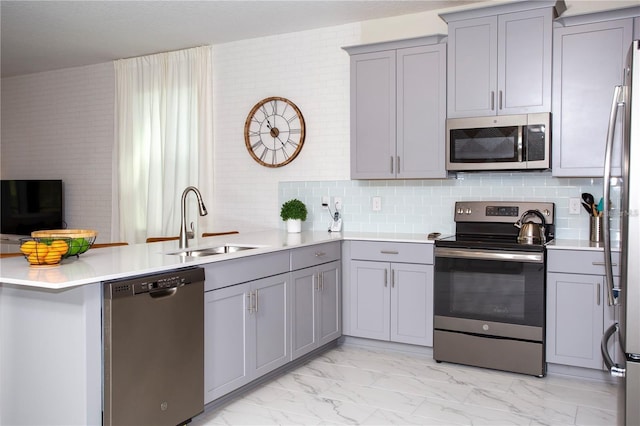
286, 219, 302, 233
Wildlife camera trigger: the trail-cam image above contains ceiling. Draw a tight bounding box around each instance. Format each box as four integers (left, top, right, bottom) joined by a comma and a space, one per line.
1, 0, 484, 78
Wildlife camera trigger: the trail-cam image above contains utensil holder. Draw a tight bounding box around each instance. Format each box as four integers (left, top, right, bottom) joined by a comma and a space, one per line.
590, 216, 603, 242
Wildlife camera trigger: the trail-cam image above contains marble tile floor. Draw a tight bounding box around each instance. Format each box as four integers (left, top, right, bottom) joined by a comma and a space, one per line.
192, 344, 619, 425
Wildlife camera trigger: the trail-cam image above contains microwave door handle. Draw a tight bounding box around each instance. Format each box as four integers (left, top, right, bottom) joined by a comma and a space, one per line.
517, 126, 523, 162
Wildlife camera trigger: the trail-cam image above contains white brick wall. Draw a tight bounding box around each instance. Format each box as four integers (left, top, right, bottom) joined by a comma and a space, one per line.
210, 23, 359, 232
0, 15, 612, 241
1, 63, 114, 242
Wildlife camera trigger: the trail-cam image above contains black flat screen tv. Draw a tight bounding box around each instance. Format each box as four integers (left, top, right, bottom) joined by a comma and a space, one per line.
1, 180, 64, 235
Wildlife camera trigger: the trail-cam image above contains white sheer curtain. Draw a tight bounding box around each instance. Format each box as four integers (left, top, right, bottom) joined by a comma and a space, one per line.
112, 46, 214, 244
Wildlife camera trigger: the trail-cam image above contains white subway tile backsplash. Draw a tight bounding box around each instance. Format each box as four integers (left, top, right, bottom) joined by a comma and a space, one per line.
280, 173, 607, 240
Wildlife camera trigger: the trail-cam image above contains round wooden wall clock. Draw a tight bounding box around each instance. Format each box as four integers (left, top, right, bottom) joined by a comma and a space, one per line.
244, 96, 306, 168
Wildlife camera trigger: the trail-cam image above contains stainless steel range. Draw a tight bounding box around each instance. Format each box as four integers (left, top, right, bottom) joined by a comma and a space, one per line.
434, 201, 555, 377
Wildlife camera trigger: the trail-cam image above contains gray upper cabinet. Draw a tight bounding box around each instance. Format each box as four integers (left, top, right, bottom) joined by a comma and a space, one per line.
442, 4, 555, 118
344, 36, 446, 179
552, 14, 635, 177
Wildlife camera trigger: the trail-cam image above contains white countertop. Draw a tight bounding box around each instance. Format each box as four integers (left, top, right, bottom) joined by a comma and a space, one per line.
2, 229, 620, 290
547, 238, 621, 252
0, 230, 436, 290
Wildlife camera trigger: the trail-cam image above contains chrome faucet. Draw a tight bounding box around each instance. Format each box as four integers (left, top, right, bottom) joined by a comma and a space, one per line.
179, 186, 208, 249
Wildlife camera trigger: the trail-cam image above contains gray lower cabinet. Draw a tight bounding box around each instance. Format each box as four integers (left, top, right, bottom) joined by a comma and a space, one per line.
546, 249, 620, 370
552, 14, 635, 177
204, 273, 289, 403
291, 261, 341, 360
344, 36, 446, 179
345, 241, 434, 346
203, 251, 291, 404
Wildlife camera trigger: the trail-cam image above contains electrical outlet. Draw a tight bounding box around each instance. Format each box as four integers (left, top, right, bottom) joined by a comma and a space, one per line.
372, 196, 382, 212
569, 197, 581, 215
334, 197, 343, 210
322, 196, 330, 209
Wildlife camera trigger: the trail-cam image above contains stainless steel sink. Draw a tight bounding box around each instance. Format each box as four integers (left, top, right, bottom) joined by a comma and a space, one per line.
167, 245, 259, 257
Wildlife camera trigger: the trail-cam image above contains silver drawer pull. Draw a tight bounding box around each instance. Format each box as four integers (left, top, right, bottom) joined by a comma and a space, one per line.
592, 262, 618, 267
380, 250, 399, 255
315, 252, 326, 257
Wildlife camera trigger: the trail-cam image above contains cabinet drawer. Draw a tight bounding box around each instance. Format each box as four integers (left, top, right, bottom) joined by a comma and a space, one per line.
204, 251, 290, 291
547, 249, 621, 276
350, 241, 433, 264
291, 242, 341, 271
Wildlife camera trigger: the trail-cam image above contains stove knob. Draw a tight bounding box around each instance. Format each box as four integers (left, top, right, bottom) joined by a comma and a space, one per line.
456, 208, 464, 215
465, 208, 472, 215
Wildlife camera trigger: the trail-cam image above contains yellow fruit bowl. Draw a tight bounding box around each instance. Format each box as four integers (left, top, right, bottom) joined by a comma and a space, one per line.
19, 237, 73, 266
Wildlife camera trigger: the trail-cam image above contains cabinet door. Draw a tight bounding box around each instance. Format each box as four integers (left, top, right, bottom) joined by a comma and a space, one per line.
397, 44, 446, 178
498, 8, 552, 115
350, 51, 396, 179
546, 272, 604, 369
318, 261, 342, 346
447, 16, 498, 118
251, 273, 290, 378
390, 263, 433, 346
290, 267, 317, 360
348, 260, 390, 340
204, 282, 252, 403
552, 19, 633, 177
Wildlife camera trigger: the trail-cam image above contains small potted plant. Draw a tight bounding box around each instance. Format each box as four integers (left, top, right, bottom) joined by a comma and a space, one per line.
280, 199, 307, 233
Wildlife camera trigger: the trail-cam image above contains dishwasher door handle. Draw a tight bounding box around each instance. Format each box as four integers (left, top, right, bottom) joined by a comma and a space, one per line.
149, 287, 178, 299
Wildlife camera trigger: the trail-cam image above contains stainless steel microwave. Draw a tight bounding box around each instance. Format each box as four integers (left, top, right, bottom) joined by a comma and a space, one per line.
446, 113, 550, 171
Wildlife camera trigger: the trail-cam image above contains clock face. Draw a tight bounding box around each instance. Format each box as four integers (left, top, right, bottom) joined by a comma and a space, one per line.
244, 97, 306, 168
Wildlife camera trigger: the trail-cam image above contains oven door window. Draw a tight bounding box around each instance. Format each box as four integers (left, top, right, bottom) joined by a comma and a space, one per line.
434, 257, 544, 327
450, 126, 519, 163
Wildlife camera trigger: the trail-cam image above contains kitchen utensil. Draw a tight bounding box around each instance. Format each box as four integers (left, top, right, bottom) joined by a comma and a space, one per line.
514, 209, 547, 244
582, 193, 597, 216
581, 202, 593, 215
597, 197, 604, 213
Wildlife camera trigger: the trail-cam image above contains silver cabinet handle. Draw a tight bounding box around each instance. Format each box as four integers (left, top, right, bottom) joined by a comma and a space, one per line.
384, 269, 388, 287
320, 273, 324, 292
490, 91, 495, 110
499, 90, 503, 110
390, 156, 394, 174
314, 274, 319, 291
246, 290, 258, 313
597, 283, 601, 306
380, 250, 399, 255
315, 252, 326, 257
391, 269, 395, 288
592, 262, 618, 267
396, 156, 400, 174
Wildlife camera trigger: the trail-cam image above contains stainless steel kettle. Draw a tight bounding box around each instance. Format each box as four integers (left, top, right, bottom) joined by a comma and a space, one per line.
514, 209, 547, 244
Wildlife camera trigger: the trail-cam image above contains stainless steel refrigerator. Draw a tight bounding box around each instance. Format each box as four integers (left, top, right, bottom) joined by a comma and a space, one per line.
602, 39, 640, 426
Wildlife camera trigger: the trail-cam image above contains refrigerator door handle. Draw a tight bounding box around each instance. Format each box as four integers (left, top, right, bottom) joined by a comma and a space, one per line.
603, 85, 624, 306
601, 322, 626, 378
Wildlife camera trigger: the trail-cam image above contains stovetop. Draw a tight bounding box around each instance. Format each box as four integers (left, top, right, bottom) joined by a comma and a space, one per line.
435, 234, 550, 252
435, 201, 556, 252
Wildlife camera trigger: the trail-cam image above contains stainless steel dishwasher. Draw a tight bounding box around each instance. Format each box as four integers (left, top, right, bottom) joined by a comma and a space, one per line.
103, 267, 205, 426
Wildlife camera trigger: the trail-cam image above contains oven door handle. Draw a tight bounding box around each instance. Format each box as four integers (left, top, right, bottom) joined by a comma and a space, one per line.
435, 247, 544, 263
